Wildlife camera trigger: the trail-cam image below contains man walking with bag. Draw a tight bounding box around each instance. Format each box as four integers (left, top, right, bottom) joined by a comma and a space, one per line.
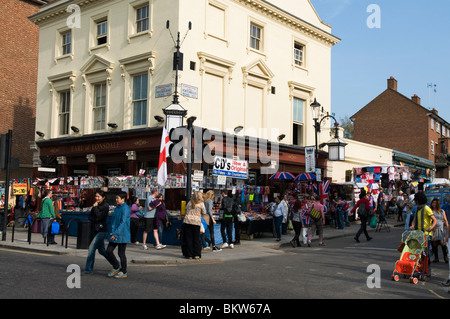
351, 190, 373, 243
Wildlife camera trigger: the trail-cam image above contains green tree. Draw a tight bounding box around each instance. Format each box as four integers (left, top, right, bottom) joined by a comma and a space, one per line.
339, 115, 353, 139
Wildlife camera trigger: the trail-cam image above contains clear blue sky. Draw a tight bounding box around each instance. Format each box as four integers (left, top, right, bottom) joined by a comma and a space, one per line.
310, 0, 450, 123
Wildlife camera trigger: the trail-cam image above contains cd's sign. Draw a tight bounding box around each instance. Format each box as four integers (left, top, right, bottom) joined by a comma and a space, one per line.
213, 156, 248, 179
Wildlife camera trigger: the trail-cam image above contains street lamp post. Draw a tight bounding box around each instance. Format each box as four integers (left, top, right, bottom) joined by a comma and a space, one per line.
186, 116, 196, 203
310, 98, 347, 170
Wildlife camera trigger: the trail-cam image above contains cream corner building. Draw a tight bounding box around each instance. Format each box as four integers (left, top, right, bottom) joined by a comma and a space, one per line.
30, 0, 340, 147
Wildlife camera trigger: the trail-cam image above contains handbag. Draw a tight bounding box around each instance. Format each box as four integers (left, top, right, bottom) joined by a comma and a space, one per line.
309, 208, 322, 222
236, 212, 246, 223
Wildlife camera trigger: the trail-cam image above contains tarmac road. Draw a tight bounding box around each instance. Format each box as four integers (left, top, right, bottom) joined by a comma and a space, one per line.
1, 226, 449, 302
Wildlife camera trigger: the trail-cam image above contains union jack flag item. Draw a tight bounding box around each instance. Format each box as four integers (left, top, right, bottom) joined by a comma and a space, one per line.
313, 180, 330, 206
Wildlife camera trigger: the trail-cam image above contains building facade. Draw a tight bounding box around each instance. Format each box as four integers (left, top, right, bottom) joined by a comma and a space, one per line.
0, 0, 51, 181
29, 0, 340, 179
351, 76, 450, 180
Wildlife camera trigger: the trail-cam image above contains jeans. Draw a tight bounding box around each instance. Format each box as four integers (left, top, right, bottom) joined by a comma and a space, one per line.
337, 208, 345, 229
84, 231, 108, 273
402, 212, 412, 231
40, 218, 55, 243
274, 215, 283, 239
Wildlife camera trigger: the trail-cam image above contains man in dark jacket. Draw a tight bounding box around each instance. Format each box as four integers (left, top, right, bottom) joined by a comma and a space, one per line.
220, 191, 235, 249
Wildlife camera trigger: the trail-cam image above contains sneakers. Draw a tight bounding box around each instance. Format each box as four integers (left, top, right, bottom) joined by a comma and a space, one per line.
113, 271, 128, 279
142, 244, 148, 250
212, 246, 222, 252
229, 244, 234, 249
107, 268, 121, 278
221, 243, 229, 249
156, 244, 166, 250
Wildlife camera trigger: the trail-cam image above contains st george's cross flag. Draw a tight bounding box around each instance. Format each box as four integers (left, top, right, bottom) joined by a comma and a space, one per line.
157, 127, 171, 186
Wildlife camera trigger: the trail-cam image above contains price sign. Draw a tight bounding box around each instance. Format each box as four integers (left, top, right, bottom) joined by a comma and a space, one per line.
13, 183, 27, 195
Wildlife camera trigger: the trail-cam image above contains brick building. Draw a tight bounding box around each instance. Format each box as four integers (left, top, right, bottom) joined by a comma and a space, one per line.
351, 76, 450, 179
0, 0, 50, 181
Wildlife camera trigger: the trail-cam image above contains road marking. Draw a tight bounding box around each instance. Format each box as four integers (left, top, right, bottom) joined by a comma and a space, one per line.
0, 248, 53, 257
345, 247, 398, 252
428, 289, 445, 299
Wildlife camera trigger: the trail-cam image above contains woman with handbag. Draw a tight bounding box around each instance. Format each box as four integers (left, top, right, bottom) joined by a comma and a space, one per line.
38, 189, 56, 245
182, 191, 206, 259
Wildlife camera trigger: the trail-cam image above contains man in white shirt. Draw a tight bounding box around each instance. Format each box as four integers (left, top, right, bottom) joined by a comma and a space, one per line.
273, 196, 286, 242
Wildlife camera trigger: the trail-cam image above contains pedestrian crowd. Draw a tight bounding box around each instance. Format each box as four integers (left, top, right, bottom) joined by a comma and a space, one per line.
30, 186, 449, 287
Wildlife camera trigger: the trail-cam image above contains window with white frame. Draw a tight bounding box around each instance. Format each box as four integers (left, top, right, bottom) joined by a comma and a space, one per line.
59, 90, 71, 135
132, 73, 148, 126
431, 140, 435, 154
293, 97, 305, 146
96, 19, 108, 46
431, 118, 434, 130
61, 31, 72, 55
294, 42, 304, 67
250, 23, 262, 51
136, 5, 149, 33
437, 121, 440, 133
93, 82, 107, 131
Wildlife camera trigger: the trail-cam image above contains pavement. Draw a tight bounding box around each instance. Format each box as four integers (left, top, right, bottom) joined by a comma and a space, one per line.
0, 216, 404, 266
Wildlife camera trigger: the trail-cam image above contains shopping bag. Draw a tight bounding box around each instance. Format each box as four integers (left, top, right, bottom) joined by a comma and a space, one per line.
369, 215, 377, 228
51, 221, 60, 234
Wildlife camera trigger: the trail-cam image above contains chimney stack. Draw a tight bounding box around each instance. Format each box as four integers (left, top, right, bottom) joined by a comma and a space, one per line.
387, 76, 397, 91
411, 94, 421, 105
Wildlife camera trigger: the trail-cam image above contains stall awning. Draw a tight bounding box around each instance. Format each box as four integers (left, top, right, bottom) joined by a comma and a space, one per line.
392, 150, 435, 169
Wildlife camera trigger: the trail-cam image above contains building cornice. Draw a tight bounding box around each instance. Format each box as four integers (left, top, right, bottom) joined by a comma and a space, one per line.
28, 0, 109, 25
232, 0, 340, 46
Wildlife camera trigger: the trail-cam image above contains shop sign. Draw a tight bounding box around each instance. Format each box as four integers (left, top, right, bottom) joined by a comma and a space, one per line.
193, 170, 204, 181
213, 156, 248, 179
13, 183, 27, 195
